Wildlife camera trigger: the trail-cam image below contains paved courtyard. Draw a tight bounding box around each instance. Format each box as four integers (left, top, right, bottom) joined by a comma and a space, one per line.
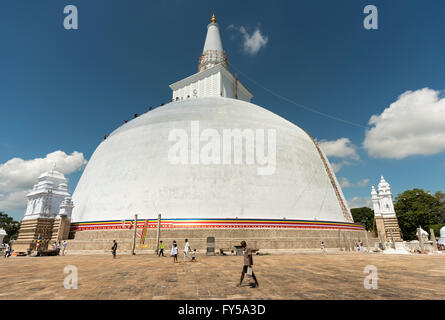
1, 251, 444, 300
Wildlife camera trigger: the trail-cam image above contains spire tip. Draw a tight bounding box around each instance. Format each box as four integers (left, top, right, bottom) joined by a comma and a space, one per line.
211, 13, 216, 23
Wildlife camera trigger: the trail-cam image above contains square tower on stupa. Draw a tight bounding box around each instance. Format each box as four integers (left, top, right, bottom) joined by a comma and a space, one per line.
169, 13, 253, 102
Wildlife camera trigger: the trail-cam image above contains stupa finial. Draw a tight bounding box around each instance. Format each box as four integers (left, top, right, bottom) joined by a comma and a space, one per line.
211, 13, 216, 23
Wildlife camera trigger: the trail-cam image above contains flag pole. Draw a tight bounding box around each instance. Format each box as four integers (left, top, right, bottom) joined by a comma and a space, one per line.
155, 213, 161, 255
132, 214, 138, 255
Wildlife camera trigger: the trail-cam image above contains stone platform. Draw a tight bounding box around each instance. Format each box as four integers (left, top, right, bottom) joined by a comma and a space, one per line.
66, 228, 379, 253
1, 252, 444, 300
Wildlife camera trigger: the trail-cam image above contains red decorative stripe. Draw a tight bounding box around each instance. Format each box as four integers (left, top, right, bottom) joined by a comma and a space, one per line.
70, 219, 364, 231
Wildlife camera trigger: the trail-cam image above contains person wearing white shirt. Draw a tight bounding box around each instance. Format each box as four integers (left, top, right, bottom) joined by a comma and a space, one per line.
321, 241, 327, 253
62, 240, 68, 255
4, 243, 11, 258
183, 238, 191, 262
171, 241, 178, 263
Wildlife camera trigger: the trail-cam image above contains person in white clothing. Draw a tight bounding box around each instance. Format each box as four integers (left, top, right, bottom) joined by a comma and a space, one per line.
183, 238, 191, 262
321, 241, 327, 253
62, 240, 68, 255
171, 241, 178, 263
4, 244, 11, 258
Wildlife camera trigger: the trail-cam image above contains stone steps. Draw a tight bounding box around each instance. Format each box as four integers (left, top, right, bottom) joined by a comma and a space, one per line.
382, 217, 402, 241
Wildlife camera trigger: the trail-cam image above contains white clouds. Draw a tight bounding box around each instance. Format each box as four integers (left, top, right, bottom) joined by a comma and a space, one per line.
347, 197, 372, 209
330, 160, 355, 174
319, 138, 359, 160
339, 177, 370, 189
227, 24, 268, 56
318, 138, 359, 173
0, 190, 29, 211
0, 151, 87, 211
363, 88, 445, 159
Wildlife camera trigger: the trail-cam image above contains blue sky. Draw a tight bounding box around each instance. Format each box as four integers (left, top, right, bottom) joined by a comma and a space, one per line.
1, 0, 445, 220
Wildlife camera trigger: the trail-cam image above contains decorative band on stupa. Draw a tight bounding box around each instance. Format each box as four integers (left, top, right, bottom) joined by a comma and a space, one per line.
71, 218, 365, 231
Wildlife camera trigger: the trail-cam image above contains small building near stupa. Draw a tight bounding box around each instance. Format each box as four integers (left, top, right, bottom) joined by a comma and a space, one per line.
0, 228, 6, 245
438, 226, 445, 246
371, 176, 402, 244
14, 168, 74, 253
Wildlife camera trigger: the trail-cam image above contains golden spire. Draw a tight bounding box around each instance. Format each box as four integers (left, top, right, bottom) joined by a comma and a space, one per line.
211, 13, 216, 23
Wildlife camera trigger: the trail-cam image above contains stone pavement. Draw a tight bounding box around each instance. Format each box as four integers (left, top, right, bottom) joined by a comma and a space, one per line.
0, 252, 444, 300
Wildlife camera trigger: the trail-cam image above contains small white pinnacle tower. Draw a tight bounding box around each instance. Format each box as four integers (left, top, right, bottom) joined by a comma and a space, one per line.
371, 176, 402, 243
376, 176, 395, 217
57, 196, 74, 218
23, 169, 71, 220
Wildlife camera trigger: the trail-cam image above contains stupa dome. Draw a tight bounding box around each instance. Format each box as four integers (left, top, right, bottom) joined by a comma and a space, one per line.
71, 97, 352, 225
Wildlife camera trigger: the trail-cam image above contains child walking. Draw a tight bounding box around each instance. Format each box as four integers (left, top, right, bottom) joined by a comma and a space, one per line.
321, 241, 327, 253
171, 242, 178, 263
191, 249, 197, 262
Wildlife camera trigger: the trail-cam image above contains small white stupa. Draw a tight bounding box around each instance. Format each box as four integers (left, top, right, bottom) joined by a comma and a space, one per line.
57, 196, 74, 218
23, 165, 72, 220
14, 165, 75, 253
371, 176, 402, 243
438, 226, 445, 245
371, 176, 396, 218
0, 228, 6, 244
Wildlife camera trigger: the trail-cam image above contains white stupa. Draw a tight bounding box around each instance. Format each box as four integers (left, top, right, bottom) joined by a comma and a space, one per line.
371, 176, 396, 219
71, 14, 357, 231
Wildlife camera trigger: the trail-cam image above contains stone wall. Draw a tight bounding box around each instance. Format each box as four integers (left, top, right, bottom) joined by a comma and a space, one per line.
66, 228, 379, 253
14, 218, 54, 252
51, 216, 71, 243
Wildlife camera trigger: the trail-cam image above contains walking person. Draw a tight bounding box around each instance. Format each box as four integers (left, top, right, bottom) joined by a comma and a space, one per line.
4, 243, 11, 258
57, 241, 61, 255
171, 242, 178, 263
183, 238, 191, 262
158, 240, 165, 257
321, 241, 327, 253
62, 240, 68, 256
111, 240, 118, 259
237, 241, 259, 288
191, 249, 197, 262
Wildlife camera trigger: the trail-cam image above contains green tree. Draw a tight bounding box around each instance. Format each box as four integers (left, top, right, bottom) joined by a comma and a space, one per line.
394, 189, 444, 240
351, 207, 375, 232
0, 212, 21, 244
433, 191, 445, 223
